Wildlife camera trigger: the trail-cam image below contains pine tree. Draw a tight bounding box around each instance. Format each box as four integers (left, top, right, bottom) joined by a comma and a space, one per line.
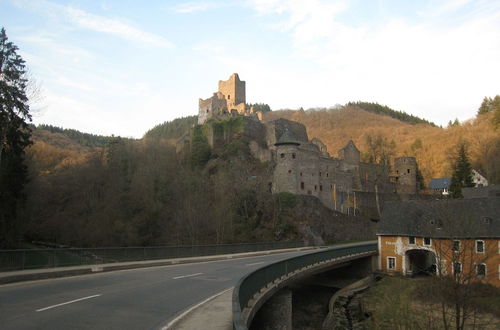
0, 27, 32, 248
449, 142, 474, 198
477, 96, 492, 115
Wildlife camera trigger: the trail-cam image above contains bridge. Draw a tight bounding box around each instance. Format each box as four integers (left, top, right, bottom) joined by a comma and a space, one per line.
0, 241, 377, 329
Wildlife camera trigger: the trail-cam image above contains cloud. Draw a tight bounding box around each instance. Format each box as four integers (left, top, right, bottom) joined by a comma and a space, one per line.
175, 1, 218, 13
11, 0, 174, 48
247, 0, 500, 124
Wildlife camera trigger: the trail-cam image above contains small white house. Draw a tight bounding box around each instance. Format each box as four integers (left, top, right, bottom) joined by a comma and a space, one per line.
472, 169, 488, 187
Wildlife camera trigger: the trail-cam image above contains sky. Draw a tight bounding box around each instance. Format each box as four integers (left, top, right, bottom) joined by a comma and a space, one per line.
1, 0, 499, 138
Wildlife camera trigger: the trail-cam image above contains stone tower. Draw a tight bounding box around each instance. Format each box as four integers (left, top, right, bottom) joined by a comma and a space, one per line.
218, 73, 246, 109
198, 73, 247, 124
394, 156, 417, 194
272, 130, 301, 194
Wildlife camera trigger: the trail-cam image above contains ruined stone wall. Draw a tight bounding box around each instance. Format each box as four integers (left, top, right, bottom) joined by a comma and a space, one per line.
218, 73, 245, 107
394, 157, 417, 194
273, 144, 301, 194
359, 162, 393, 193
311, 138, 329, 157
293, 196, 377, 243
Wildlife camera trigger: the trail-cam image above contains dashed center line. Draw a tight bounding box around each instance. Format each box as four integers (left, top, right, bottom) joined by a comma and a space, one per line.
245, 261, 265, 266
36, 294, 102, 312
173, 272, 203, 280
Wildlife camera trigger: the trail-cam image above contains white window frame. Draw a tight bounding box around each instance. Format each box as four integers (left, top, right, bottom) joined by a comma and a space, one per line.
408, 236, 416, 245
452, 240, 461, 253
476, 263, 486, 277
476, 240, 485, 253
423, 237, 432, 246
387, 257, 396, 270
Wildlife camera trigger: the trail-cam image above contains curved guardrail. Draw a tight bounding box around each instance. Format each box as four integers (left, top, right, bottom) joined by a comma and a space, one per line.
232, 241, 377, 330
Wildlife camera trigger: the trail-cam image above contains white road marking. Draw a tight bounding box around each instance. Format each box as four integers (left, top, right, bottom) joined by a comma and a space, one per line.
162, 287, 232, 330
245, 261, 265, 266
36, 294, 101, 312
173, 272, 203, 280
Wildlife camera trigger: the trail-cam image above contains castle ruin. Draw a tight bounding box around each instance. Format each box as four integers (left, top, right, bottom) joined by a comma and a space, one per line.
186, 74, 418, 215
198, 73, 259, 124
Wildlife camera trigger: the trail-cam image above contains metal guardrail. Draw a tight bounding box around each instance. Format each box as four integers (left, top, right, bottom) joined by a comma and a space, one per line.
232, 241, 377, 330
0, 241, 306, 272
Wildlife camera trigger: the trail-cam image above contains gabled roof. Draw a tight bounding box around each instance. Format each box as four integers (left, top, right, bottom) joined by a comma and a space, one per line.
429, 177, 451, 189
342, 140, 359, 152
378, 198, 500, 238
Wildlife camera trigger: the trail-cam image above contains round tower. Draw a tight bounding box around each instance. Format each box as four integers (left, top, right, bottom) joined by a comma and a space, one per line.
273, 130, 301, 194
394, 156, 417, 194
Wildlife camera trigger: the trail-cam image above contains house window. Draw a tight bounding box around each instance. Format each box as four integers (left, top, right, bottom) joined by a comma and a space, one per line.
301, 182, 304, 190
292, 153, 296, 159
288, 170, 292, 174
280, 153, 285, 159
387, 257, 396, 270
407, 168, 411, 174
228, 95, 230, 99
424, 237, 431, 246
453, 262, 462, 275
319, 172, 322, 176
476, 240, 484, 253
314, 185, 317, 191
326, 173, 329, 177
300, 172, 303, 176
476, 264, 486, 277
409, 236, 415, 245
453, 240, 460, 252
320, 185, 323, 192
206, 109, 209, 113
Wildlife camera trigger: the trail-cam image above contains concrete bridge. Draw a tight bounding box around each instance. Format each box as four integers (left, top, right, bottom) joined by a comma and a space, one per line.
0, 242, 377, 329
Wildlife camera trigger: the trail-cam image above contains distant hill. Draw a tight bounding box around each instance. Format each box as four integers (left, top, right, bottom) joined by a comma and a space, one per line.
264, 106, 499, 185
346, 101, 436, 126
143, 116, 197, 140
36, 124, 114, 147
27, 128, 95, 175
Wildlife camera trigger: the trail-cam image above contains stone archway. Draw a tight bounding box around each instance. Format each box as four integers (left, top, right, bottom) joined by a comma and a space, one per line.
405, 249, 436, 276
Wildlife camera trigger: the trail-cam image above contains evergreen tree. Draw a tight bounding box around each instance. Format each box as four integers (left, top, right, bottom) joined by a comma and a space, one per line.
190, 125, 211, 168
0, 27, 32, 247
449, 142, 474, 198
477, 96, 492, 115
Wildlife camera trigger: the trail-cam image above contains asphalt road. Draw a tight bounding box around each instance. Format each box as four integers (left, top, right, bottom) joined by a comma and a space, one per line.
0, 249, 317, 330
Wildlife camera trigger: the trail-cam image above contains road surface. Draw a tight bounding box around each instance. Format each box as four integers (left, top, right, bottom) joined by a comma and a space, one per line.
0, 249, 317, 330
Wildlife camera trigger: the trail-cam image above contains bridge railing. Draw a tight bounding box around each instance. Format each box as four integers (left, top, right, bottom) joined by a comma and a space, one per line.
0, 241, 306, 272
232, 241, 377, 330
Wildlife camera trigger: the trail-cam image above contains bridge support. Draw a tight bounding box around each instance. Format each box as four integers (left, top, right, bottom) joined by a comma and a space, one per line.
250, 289, 292, 330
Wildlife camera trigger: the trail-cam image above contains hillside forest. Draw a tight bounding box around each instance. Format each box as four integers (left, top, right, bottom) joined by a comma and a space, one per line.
19, 100, 500, 248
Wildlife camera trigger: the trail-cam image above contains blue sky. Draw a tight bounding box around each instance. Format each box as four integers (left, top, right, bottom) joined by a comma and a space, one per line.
1, 0, 499, 137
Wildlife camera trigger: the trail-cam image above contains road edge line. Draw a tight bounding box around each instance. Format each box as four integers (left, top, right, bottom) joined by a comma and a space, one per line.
161, 287, 233, 330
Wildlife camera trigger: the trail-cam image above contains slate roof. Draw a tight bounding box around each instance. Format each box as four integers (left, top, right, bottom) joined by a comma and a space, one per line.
463, 185, 500, 199
378, 197, 500, 238
275, 128, 301, 146
429, 177, 451, 190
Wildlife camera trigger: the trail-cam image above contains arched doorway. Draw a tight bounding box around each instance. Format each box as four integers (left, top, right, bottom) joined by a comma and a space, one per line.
405, 249, 436, 276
